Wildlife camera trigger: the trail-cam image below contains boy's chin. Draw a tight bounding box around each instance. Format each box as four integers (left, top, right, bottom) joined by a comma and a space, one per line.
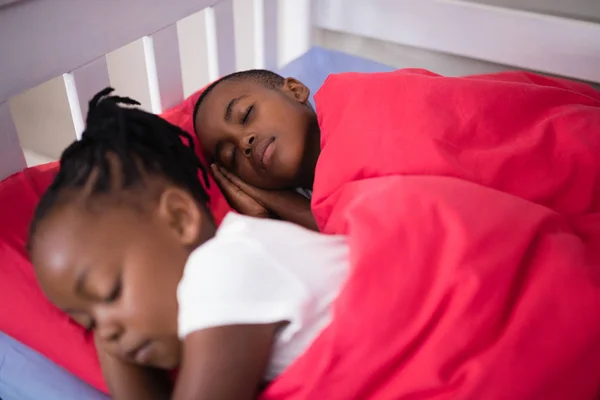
270, 147, 305, 187
249, 158, 302, 189
262, 170, 303, 190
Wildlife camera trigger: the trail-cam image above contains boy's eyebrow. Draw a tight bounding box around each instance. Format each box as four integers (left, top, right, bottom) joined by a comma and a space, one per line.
224, 95, 248, 122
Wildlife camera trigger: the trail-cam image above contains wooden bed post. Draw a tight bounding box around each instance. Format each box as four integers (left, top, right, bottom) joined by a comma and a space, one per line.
205, 0, 237, 81
0, 101, 26, 180
261, 0, 279, 71
142, 24, 185, 114
277, 0, 312, 68
232, 0, 279, 71
63, 58, 111, 139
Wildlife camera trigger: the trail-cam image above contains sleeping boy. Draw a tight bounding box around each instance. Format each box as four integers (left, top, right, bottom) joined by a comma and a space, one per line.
190, 69, 600, 398
192, 70, 320, 230
193, 68, 600, 231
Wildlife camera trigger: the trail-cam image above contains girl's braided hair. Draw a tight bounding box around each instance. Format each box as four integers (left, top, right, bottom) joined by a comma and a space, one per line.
28, 87, 210, 249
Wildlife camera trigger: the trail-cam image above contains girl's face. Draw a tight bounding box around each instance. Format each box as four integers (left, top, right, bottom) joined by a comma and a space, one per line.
30, 187, 210, 370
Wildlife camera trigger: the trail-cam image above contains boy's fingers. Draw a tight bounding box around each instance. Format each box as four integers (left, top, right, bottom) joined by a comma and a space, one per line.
210, 164, 228, 189
217, 166, 258, 196
212, 164, 252, 201
212, 165, 268, 216
211, 164, 236, 187
216, 165, 242, 186
211, 165, 241, 199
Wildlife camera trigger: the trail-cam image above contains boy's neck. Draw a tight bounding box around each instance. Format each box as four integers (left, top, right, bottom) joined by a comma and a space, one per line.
300, 122, 321, 190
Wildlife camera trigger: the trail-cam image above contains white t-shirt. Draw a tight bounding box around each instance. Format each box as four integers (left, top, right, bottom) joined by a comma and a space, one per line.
177, 213, 348, 380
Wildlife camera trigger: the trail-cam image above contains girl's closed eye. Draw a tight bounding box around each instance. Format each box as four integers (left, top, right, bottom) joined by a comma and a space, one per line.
77, 275, 121, 332
69, 312, 95, 333
103, 275, 122, 304
85, 319, 96, 333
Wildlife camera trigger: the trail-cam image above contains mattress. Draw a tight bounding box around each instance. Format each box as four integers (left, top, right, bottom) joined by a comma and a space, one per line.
0, 332, 109, 400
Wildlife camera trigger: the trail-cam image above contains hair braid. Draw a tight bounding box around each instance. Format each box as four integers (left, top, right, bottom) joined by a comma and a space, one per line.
28, 87, 210, 250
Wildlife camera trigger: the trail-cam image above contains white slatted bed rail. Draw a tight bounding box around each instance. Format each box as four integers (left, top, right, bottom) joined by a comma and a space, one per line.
0, 0, 311, 181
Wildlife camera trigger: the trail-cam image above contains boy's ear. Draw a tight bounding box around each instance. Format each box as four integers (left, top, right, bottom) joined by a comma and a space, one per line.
282, 77, 310, 104
158, 187, 202, 247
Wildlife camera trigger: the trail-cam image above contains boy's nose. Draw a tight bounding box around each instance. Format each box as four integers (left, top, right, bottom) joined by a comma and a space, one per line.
242, 134, 256, 157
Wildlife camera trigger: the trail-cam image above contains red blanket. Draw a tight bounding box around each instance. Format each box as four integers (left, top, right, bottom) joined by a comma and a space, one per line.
261, 70, 600, 399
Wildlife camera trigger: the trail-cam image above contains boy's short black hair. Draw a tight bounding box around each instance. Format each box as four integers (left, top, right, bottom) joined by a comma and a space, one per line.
192, 69, 285, 132
28, 87, 210, 250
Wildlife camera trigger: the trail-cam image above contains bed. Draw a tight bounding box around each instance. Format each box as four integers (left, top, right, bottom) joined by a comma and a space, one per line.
0, 332, 109, 400
1, 0, 599, 398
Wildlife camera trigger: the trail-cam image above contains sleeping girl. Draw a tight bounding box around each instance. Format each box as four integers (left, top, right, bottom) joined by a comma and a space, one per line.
28, 88, 348, 400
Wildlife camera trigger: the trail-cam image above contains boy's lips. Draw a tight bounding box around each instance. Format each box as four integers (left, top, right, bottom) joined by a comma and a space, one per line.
253, 137, 276, 169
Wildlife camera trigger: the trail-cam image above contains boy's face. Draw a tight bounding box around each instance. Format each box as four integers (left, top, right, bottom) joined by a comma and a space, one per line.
30, 187, 212, 370
195, 78, 319, 190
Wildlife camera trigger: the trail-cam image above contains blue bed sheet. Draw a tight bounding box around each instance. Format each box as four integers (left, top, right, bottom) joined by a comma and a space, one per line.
0, 332, 109, 400
0, 47, 393, 400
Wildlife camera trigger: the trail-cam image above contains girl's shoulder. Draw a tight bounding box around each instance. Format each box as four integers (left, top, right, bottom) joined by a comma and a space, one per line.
182, 212, 348, 300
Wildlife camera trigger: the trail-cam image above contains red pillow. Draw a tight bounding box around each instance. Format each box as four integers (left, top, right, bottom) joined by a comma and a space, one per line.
0, 90, 230, 393
161, 90, 231, 225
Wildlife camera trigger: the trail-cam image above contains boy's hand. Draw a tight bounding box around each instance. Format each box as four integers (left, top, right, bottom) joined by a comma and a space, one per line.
211, 165, 318, 231
211, 164, 270, 218
212, 164, 294, 211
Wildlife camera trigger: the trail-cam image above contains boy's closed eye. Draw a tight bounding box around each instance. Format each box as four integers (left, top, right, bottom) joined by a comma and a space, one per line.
241, 104, 254, 125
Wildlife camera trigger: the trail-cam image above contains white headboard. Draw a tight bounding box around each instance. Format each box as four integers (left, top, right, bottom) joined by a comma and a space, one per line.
0, 0, 312, 180
315, 0, 600, 84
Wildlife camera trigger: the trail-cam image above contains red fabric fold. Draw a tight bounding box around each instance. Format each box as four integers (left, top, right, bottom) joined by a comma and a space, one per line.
261, 70, 600, 399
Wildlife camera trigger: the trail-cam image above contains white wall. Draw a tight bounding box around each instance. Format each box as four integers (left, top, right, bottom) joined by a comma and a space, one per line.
465, 0, 600, 23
